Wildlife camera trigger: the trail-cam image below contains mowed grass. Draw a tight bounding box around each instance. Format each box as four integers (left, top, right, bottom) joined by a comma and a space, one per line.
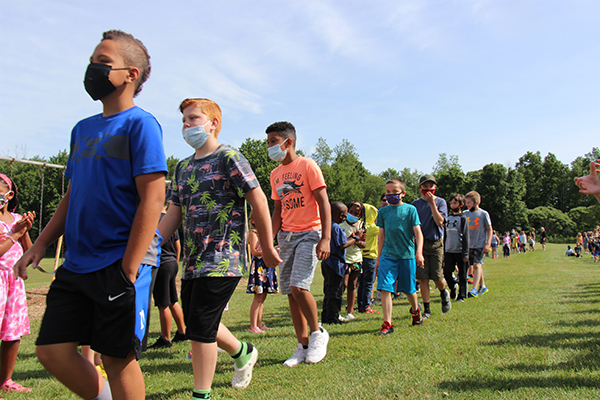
8, 243, 600, 399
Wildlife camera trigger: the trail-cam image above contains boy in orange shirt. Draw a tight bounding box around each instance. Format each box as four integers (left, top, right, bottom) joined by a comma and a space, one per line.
266, 121, 331, 367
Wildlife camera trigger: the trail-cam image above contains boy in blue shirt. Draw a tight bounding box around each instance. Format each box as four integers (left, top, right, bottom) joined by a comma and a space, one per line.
15, 30, 166, 400
374, 178, 424, 335
321, 201, 360, 324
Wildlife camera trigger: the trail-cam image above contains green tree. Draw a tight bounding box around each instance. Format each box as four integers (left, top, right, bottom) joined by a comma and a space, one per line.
568, 205, 600, 233
239, 138, 279, 211
526, 206, 576, 239
516, 151, 544, 209
541, 153, 569, 212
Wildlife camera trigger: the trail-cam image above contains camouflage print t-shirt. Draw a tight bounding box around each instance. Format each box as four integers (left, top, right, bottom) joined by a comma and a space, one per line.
168, 145, 259, 279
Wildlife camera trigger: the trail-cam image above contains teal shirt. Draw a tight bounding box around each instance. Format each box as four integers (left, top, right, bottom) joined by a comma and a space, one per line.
376, 203, 421, 260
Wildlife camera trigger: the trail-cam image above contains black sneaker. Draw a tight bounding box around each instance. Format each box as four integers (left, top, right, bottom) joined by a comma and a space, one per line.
441, 289, 452, 313
148, 336, 172, 350
172, 331, 187, 343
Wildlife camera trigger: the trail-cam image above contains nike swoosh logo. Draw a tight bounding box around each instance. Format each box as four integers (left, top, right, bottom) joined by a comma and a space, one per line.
108, 292, 126, 301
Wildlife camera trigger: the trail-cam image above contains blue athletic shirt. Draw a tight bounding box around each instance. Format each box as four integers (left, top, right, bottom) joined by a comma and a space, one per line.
376, 203, 421, 260
323, 222, 347, 277
63, 106, 167, 273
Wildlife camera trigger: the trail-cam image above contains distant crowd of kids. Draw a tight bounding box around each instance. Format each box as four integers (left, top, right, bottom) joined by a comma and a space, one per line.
566, 229, 600, 261
2, 29, 600, 400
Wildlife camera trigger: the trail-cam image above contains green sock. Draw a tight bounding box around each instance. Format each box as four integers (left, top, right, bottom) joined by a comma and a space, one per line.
232, 341, 254, 369
192, 388, 210, 399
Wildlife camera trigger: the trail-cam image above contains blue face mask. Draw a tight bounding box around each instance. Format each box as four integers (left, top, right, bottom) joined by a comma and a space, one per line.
268, 139, 288, 162
182, 120, 212, 149
385, 194, 401, 205
346, 213, 358, 224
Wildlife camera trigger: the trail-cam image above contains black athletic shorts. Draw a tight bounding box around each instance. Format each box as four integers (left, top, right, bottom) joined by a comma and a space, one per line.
36, 260, 157, 360
181, 277, 240, 343
153, 259, 179, 307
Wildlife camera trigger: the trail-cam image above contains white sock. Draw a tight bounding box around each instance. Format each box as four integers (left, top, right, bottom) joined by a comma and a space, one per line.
92, 379, 112, 400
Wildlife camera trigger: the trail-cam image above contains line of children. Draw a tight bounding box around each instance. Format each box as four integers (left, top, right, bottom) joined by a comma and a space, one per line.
246, 211, 279, 333
266, 121, 331, 367
158, 98, 282, 399
0, 175, 34, 395
374, 178, 424, 335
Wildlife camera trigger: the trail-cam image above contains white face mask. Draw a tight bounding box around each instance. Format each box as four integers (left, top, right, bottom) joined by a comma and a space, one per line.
268, 138, 288, 162
182, 120, 212, 149
0, 191, 11, 209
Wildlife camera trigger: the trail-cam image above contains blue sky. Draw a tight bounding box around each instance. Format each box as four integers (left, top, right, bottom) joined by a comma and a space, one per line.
1, 0, 598, 175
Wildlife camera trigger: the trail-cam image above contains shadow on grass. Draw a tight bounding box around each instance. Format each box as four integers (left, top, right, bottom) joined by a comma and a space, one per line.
438, 376, 600, 392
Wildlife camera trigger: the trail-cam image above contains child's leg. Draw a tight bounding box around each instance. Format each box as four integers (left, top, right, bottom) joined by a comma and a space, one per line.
102, 351, 144, 400
472, 263, 482, 289
406, 292, 419, 312
381, 290, 393, 324
0, 340, 19, 384
249, 294, 267, 329
169, 302, 186, 334
346, 270, 359, 314
158, 306, 173, 340
190, 341, 218, 391
418, 278, 431, 303
37, 342, 106, 399
288, 291, 314, 346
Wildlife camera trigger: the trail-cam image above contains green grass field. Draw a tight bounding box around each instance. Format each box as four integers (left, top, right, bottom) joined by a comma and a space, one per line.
8, 243, 600, 399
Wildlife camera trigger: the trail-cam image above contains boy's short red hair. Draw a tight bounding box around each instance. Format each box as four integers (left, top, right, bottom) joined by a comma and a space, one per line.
179, 98, 222, 136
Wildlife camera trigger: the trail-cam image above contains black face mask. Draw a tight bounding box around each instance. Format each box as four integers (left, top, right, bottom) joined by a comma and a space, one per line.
84, 63, 127, 101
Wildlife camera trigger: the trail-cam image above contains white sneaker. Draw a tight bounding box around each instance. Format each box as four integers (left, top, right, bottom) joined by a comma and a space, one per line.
232, 347, 258, 389
283, 344, 307, 367
305, 327, 329, 364
346, 313, 356, 320
338, 315, 347, 322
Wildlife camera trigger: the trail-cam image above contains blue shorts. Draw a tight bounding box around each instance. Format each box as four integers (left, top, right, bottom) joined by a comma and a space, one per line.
377, 255, 416, 295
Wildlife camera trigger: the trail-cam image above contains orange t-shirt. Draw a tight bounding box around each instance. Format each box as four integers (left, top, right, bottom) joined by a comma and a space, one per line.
270, 157, 326, 232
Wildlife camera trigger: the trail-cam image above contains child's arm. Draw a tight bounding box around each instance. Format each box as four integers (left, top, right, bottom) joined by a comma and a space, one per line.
122, 172, 165, 284
374, 228, 385, 275
271, 199, 282, 240
341, 235, 358, 250
483, 224, 493, 254
0, 212, 33, 257
245, 187, 282, 268
413, 225, 424, 267
313, 187, 331, 260
174, 238, 181, 264
574, 160, 600, 203
424, 194, 445, 226
158, 205, 182, 245
248, 230, 262, 258
15, 186, 71, 279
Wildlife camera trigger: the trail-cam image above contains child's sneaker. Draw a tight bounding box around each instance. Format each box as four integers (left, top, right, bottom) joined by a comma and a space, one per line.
338, 315, 347, 322
305, 327, 329, 364
468, 288, 479, 298
283, 344, 307, 367
411, 304, 423, 326
441, 289, 452, 313
172, 331, 187, 342
147, 336, 172, 349
478, 286, 489, 295
0, 379, 31, 393
346, 313, 356, 321
232, 346, 258, 389
375, 321, 394, 336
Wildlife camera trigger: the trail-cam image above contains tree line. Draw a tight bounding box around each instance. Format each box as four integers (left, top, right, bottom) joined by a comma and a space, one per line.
2, 143, 598, 246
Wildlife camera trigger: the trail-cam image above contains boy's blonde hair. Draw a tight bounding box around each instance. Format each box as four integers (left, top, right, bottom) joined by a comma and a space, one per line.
102, 30, 150, 97
179, 98, 222, 137
465, 191, 481, 204
386, 178, 406, 192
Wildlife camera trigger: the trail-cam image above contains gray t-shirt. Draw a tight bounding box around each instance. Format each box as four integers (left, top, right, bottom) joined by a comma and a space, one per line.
445, 213, 469, 257
463, 208, 492, 249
